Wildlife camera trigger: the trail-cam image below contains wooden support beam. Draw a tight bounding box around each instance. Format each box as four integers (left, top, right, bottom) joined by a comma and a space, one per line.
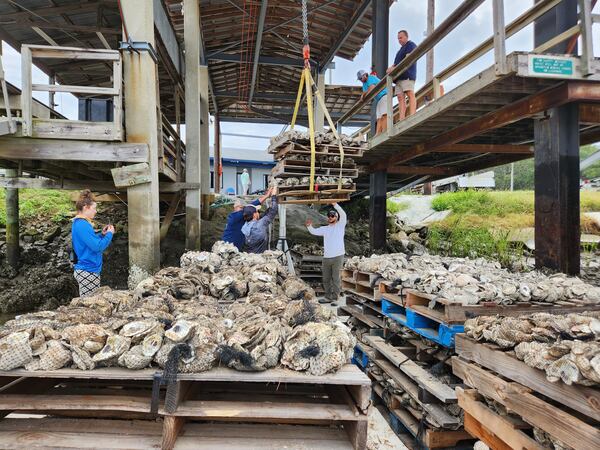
214, 113, 221, 194
160, 191, 183, 240
386, 165, 452, 176
0, 138, 148, 162
111, 163, 151, 188
122, 0, 161, 275
535, 104, 580, 275
5, 168, 19, 270
369, 170, 387, 252
185, 0, 202, 250
433, 144, 534, 154
579, 103, 600, 124
0, 177, 200, 192
199, 65, 210, 221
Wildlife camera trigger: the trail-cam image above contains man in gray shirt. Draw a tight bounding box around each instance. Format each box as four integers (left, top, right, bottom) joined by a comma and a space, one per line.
241, 186, 278, 253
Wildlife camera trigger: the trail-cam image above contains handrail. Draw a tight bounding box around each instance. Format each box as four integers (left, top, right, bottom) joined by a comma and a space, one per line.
337, 0, 583, 129
337, 0, 485, 125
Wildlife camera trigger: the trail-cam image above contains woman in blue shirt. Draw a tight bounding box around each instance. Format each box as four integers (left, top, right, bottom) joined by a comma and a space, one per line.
71, 190, 114, 297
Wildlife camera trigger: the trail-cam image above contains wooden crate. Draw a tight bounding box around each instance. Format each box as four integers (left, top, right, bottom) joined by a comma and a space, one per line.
339, 294, 385, 329
403, 288, 600, 324
453, 335, 600, 450
270, 140, 365, 159
0, 365, 371, 450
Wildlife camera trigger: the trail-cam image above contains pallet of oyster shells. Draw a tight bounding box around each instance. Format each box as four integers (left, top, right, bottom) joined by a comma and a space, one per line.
268, 131, 366, 159
0, 364, 371, 450
361, 336, 474, 449
453, 335, 600, 450
393, 288, 600, 324
272, 159, 360, 179
277, 188, 353, 205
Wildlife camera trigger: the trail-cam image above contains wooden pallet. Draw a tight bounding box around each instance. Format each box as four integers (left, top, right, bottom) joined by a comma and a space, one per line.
273, 163, 360, 178
278, 183, 356, 195
279, 157, 358, 169
340, 295, 385, 329
278, 191, 352, 205
0, 365, 371, 450
270, 140, 365, 159
457, 388, 546, 450
402, 288, 600, 324
364, 336, 458, 407
369, 377, 472, 449
453, 335, 600, 450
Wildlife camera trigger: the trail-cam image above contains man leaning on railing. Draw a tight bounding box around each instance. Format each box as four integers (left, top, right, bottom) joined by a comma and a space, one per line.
357, 70, 389, 135
387, 29, 417, 121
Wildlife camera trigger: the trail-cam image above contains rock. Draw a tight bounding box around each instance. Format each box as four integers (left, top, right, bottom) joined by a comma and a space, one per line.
34, 240, 48, 247
43, 226, 61, 243
23, 236, 33, 243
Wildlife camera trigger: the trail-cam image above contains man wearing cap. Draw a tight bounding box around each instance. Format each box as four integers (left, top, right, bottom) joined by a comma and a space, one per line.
305, 202, 347, 304
241, 186, 278, 253
357, 69, 388, 135
222, 187, 272, 251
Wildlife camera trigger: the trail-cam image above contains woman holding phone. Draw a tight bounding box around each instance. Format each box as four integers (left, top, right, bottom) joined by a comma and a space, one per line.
71, 190, 114, 297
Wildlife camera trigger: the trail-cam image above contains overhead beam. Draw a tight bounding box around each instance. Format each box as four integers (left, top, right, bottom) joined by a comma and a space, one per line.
579, 103, 600, 124
320, 0, 371, 73
386, 165, 452, 176
433, 144, 534, 154
209, 53, 304, 67
0, 177, 200, 192
215, 90, 296, 101
1, 2, 110, 21
248, 0, 269, 105
0, 138, 148, 162
153, 0, 182, 74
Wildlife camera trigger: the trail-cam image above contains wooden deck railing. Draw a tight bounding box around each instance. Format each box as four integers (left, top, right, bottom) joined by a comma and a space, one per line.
20, 44, 123, 141
338, 0, 597, 136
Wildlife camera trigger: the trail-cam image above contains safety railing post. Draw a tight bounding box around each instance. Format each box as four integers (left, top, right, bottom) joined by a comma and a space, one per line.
492, 0, 508, 75
20, 46, 32, 137
385, 75, 394, 136
579, 0, 593, 76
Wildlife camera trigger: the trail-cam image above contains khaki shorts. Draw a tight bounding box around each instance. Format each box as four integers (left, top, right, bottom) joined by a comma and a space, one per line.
395, 79, 415, 94
375, 94, 388, 119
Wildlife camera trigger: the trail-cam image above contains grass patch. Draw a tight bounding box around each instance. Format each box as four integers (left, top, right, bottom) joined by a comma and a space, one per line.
427, 217, 525, 267
387, 199, 408, 214
431, 190, 533, 215
0, 189, 74, 227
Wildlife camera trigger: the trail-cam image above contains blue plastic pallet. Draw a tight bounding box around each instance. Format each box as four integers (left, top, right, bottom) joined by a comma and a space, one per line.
381, 299, 464, 348
352, 345, 369, 369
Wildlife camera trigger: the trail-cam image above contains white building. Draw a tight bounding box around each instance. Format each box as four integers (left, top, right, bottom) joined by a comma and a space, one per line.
209, 146, 275, 195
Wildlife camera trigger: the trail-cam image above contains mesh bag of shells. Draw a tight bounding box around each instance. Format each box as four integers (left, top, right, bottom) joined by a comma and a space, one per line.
0, 242, 355, 376
345, 253, 600, 306
465, 311, 600, 386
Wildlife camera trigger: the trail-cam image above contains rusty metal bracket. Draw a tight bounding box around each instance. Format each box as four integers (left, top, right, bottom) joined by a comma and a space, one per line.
119, 38, 159, 64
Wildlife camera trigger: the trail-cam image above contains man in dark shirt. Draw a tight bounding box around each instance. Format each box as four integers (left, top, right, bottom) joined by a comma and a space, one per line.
387, 30, 417, 120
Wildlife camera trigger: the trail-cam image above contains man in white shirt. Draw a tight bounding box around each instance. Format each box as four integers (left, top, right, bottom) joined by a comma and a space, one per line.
305, 203, 347, 304
240, 168, 251, 195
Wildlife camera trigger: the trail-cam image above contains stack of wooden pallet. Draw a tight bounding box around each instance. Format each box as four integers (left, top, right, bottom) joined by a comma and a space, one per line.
0, 365, 371, 450
342, 266, 600, 449
290, 248, 324, 294
453, 334, 599, 450
268, 133, 365, 205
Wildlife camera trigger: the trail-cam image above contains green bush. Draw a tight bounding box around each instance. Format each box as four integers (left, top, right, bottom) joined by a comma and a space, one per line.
432, 190, 535, 216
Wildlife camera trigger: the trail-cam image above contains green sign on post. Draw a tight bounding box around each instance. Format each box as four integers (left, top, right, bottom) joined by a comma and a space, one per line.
531, 57, 574, 76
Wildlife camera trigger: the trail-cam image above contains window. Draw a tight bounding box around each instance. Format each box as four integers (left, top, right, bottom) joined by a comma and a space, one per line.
263, 174, 270, 190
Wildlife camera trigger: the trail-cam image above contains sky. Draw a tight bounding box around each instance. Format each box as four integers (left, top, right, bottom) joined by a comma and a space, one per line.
3, 0, 599, 151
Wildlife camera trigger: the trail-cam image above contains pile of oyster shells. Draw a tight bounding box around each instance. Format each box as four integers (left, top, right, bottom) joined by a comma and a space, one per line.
284, 154, 355, 165
0, 242, 355, 376
268, 130, 365, 153
465, 312, 600, 386
278, 176, 353, 187
345, 253, 600, 306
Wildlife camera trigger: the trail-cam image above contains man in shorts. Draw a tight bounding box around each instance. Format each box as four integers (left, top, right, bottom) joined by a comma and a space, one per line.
387, 30, 417, 120
357, 69, 389, 135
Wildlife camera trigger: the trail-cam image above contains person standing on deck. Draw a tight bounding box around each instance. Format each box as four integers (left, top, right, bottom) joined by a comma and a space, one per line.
357, 70, 389, 135
240, 168, 251, 195
305, 203, 347, 305
71, 190, 114, 297
387, 30, 417, 120
241, 186, 278, 253
222, 188, 273, 251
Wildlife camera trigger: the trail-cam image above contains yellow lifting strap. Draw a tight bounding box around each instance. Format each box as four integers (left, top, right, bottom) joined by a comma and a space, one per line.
289, 67, 345, 193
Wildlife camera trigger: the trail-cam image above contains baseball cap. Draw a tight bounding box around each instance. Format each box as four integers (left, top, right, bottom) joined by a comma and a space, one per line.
356, 70, 367, 80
